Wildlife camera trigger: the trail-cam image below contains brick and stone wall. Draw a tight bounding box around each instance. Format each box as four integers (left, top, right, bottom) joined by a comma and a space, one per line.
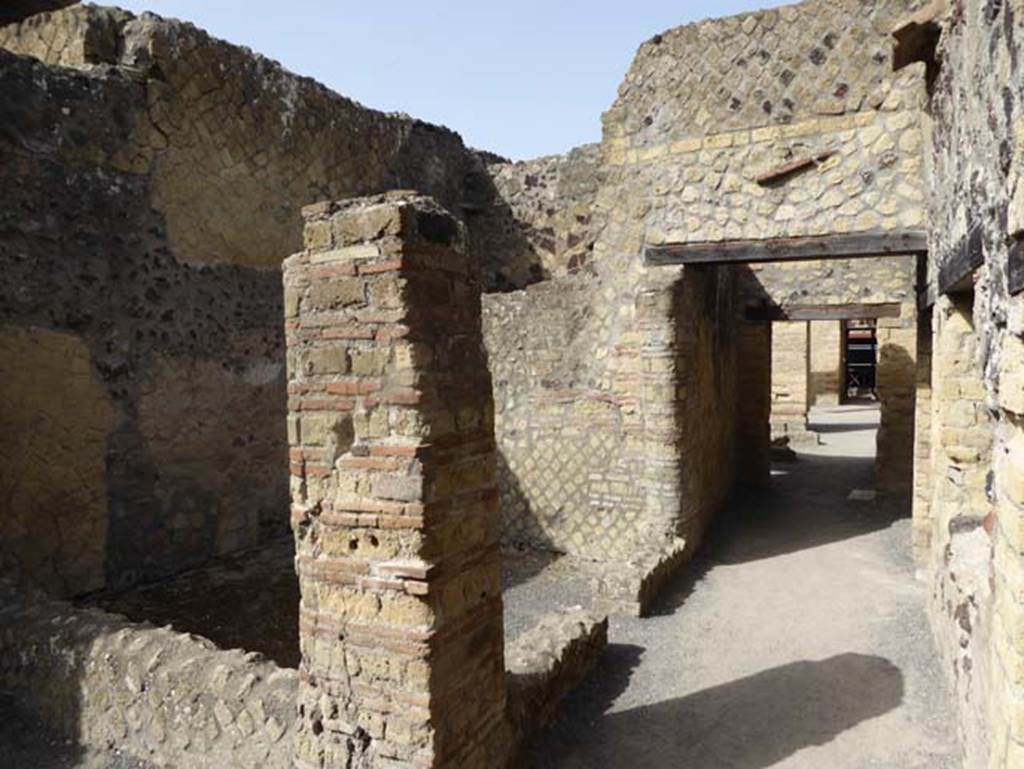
916, 1, 1024, 765
0, 8, 495, 597
285, 194, 509, 768
0, 578, 298, 768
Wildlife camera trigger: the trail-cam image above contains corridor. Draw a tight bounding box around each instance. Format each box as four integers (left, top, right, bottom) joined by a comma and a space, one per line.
526, 404, 960, 768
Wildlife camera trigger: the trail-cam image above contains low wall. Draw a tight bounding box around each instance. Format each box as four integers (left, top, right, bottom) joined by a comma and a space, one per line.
0, 578, 298, 768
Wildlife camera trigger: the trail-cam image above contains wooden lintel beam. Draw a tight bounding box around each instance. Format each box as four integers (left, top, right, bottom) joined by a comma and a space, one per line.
745, 302, 904, 322
645, 230, 928, 266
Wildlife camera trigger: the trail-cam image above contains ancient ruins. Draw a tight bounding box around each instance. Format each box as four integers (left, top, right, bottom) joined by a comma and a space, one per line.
1, 0, 1023, 766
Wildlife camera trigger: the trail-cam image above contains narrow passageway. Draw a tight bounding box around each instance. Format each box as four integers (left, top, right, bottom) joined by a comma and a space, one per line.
527, 404, 959, 769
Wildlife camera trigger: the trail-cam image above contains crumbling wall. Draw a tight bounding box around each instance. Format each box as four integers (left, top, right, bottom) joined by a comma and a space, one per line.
483, 275, 645, 558
0, 6, 487, 597
919, 1, 1024, 765
472, 145, 606, 291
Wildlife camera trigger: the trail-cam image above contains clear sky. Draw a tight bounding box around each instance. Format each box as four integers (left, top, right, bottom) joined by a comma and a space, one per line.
112, 1, 771, 160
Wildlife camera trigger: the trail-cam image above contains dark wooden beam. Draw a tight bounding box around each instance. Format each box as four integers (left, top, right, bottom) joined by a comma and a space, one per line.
745, 302, 904, 322
756, 151, 836, 186
645, 231, 928, 266
938, 226, 984, 295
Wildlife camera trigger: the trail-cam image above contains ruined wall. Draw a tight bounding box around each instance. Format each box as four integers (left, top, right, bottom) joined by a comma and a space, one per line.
483, 264, 737, 570
919, 1, 1024, 765
736, 322, 773, 487
472, 145, 606, 291
0, 578, 297, 768
477, 0, 929, 603
0, 7, 486, 597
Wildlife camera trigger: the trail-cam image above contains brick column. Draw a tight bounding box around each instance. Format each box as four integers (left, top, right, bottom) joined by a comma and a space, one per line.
284, 193, 508, 769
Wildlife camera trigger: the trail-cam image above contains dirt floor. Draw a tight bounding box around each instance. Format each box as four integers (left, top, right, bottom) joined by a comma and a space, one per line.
88, 527, 598, 667
523, 404, 961, 769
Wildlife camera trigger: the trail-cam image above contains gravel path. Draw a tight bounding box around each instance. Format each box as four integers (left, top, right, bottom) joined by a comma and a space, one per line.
524, 404, 961, 769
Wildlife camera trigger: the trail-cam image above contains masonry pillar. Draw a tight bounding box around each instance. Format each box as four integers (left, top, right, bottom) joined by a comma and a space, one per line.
284, 193, 508, 769
876, 305, 917, 494
737, 322, 772, 487
911, 308, 934, 562
810, 321, 842, 406
771, 320, 813, 443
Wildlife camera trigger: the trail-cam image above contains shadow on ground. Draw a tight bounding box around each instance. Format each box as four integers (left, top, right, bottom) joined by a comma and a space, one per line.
524, 653, 903, 769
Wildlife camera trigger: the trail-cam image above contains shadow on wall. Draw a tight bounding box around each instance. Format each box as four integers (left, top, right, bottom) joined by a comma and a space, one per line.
498, 448, 565, 590
524, 653, 903, 769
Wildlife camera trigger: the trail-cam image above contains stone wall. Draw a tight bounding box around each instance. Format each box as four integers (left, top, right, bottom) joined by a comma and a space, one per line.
0, 7, 489, 597
285, 194, 509, 768
473, 145, 606, 291
770, 321, 812, 442
810, 321, 843, 405
736, 256, 918, 486
917, 1, 1024, 765
0, 578, 298, 768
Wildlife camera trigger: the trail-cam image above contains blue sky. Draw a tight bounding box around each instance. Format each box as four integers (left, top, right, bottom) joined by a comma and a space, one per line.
114, 1, 770, 160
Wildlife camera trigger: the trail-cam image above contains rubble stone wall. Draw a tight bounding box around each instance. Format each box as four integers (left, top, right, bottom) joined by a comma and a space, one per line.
285, 194, 509, 768
0, 7, 490, 597
473, 145, 606, 291
919, 1, 1024, 765
581, 0, 927, 565
0, 578, 298, 768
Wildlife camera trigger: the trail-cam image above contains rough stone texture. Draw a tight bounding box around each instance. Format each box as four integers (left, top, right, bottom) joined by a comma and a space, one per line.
0, 5, 501, 597
0, 578, 298, 769
0, 48, 290, 594
918, 0, 1024, 765
483, 265, 738, 575
505, 608, 608, 752
285, 194, 509, 768
875, 304, 919, 494
473, 145, 606, 291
